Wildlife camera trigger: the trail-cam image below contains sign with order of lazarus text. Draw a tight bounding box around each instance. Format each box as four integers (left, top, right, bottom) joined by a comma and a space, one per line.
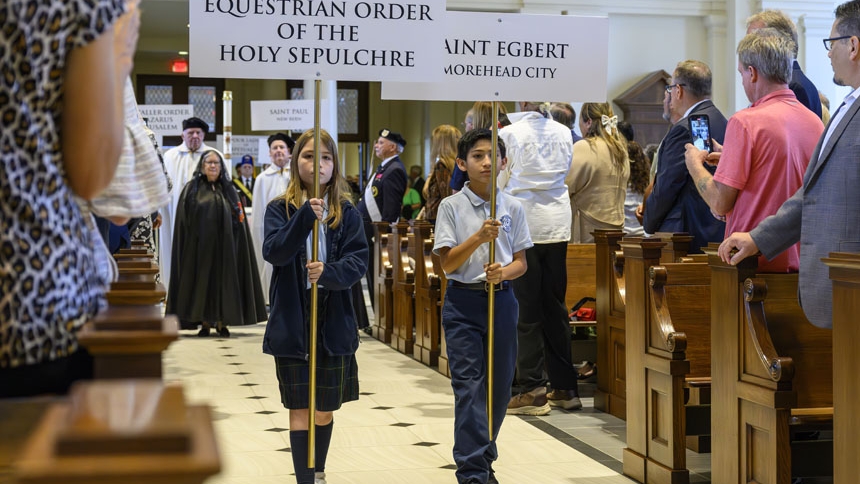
190, 0, 446, 81
138, 104, 194, 140
381, 11, 609, 102
250, 100, 317, 131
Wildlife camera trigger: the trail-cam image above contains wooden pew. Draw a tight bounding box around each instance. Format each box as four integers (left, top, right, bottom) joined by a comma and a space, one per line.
823, 252, 860, 484
390, 221, 414, 355
371, 222, 394, 344
706, 248, 833, 484
593, 229, 627, 419
622, 236, 711, 484
565, 243, 597, 311
654, 232, 693, 264
431, 249, 451, 378
14, 380, 220, 484
566, 243, 598, 369
412, 222, 441, 367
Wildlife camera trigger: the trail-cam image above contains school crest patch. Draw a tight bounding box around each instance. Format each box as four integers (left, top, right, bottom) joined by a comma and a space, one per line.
500, 214, 512, 233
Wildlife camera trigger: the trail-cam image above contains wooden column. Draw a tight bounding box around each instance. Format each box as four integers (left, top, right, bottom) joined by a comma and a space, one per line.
656, 232, 693, 264
14, 380, 220, 484
593, 229, 626, 418
620, 237, 667, 483
372, 222, 394, 344
412, 222, 440, 367
823, 252, 860, 484
390, 221, 413, 354
704, 244, 757, 484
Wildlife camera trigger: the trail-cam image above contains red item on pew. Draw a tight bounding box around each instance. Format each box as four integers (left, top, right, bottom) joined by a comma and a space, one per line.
570, 297, 596, 321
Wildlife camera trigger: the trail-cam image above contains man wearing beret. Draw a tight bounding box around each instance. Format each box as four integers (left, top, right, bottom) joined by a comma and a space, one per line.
252, 132, 294, 304
159, 116, 225, 290
234, 154, 255, 210
357, 128, 408, 308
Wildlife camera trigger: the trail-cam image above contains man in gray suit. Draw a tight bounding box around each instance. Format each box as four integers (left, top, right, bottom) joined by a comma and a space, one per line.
718, 0, 860, 329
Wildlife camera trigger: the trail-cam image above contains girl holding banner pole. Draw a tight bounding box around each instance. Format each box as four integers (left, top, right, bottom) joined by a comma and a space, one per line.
262, 128, 368, 484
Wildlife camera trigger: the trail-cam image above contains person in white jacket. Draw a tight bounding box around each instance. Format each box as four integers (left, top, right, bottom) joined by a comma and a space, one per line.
252, 133, 294, 303
159, 117, 224, 292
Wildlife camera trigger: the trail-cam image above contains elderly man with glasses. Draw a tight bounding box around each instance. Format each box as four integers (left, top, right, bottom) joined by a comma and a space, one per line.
686, 28, 824, 274
642, 60, 728, 253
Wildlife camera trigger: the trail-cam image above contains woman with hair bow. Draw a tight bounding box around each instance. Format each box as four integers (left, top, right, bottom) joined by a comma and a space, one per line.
565, 102, 630, 243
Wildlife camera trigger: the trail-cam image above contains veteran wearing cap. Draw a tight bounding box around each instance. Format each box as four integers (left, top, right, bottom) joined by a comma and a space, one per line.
357, 128, 408, 306
234, 154, 255, 210
159, 116, 225, 291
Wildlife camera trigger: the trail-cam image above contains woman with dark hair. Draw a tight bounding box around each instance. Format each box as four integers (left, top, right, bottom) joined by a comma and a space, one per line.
565, 103, 630, 243
167, 150, 267, 337
617, 121, 652, 236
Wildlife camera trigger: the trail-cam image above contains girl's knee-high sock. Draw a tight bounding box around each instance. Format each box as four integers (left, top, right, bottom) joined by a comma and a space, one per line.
314, 420, 334, 473
289, 430, 315, 484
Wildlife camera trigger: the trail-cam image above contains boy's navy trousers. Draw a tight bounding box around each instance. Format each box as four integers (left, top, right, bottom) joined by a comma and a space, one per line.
442, 282, 518, 484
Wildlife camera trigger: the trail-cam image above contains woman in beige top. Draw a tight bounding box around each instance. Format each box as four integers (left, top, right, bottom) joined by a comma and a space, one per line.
565, 103, 630, 243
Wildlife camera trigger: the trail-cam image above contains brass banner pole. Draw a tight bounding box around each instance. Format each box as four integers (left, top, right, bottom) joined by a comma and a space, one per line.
308, 78, 322, 469
487, 102, 499, 440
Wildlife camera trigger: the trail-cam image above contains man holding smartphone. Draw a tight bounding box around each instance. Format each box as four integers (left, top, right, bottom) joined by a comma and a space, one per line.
684, 28, 823, 273
642, 60, 728, 253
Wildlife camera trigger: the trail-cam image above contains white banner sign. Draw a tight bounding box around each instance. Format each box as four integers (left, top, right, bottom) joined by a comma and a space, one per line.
217, 135, 270, 166
189, 0, 446, 81
381, 12, 609, 102
138, 104, 194, 140
251, 100, 315, 131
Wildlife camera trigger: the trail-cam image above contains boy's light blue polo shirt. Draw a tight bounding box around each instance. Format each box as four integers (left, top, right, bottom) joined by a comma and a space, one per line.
433, 182, 533, 283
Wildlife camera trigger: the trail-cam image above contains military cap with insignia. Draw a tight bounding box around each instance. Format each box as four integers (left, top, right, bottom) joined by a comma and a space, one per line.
378, 128, 407, 148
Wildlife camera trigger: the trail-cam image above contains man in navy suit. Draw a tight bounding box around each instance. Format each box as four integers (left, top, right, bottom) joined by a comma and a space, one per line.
720, 0, 860, 329
643, 60, 728, 253
357, 128, 408, 306
747, 10, 822, 118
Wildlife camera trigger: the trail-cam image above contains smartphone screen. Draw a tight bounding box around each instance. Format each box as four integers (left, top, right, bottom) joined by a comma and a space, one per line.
688, 114, 712, 153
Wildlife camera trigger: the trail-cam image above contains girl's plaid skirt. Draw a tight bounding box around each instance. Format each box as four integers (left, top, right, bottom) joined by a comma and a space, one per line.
274, 352, 359, 411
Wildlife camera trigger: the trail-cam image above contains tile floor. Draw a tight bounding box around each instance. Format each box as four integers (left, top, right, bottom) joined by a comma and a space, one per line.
164, 321, 713, 484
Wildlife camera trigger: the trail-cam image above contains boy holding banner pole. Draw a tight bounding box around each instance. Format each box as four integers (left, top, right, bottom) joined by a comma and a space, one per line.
434, 126, 532, 484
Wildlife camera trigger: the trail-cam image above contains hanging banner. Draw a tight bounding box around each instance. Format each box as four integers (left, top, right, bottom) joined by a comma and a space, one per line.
250, 100, 316, 131
189, 0, 446, 81
381, 11, 609, 102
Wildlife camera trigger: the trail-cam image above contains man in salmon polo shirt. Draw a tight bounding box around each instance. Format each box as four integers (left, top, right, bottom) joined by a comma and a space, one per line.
684, 28, 823, 272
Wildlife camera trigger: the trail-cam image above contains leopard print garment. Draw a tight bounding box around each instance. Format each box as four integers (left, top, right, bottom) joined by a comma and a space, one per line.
0, 0, 125, 368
